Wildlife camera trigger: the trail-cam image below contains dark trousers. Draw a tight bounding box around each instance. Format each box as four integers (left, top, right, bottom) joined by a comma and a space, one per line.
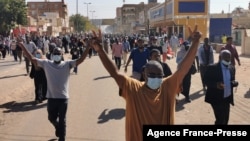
181, 72, 192, 99
12, 50, 17, 61
24, 57, 31, 73
114, 57, 121, 70
34, 78, 47, 101
47, 98, 68, 140
1, 49, 6, 58
88, 48, 93, 58
211, 97, 230, 125
63, 44, 69, 53
17, 51, 23, 63
199, 65, 207, 88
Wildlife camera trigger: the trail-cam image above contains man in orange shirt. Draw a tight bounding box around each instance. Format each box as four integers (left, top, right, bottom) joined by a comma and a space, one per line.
90, 25, 202, 141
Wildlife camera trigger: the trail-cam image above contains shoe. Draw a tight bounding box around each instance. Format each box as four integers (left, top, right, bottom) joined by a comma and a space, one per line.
58, 137, 65, 141
185, 98, 191, 103
55, 127, 59, 137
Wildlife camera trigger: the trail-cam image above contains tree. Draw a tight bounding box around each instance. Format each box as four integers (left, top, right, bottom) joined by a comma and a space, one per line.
69, 14, 97, 33
0, 0, 27, 36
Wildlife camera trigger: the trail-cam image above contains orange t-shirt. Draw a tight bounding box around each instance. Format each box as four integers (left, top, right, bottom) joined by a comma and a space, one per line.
121, 74, 180, 141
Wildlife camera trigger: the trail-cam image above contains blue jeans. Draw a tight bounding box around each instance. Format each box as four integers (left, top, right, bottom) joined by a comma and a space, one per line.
47, 98, 68, 140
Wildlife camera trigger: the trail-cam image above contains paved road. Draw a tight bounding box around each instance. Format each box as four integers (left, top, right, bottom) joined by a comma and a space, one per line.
0, 46, 249, 141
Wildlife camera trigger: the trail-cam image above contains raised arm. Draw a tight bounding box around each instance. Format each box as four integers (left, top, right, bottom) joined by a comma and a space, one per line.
176, 25, 202, 83
124, 57, 132, 73
90, 30, 126, 88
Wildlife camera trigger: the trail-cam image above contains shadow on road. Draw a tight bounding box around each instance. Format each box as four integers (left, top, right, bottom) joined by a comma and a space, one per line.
0, 63, 18, 67
0, 100, 47, 113
0, 132, 58, 141
0, 60, 15, 64
0, 74, 27, 80
244, 89, 250, 98
97, 108, 125, 124
176, 89, 205, 112
93, 75, 111, 80
48, 139, 57, 141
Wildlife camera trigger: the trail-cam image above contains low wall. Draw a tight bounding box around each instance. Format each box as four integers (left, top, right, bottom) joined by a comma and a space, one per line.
211, 43, 225, 53
242, 37, 250, 56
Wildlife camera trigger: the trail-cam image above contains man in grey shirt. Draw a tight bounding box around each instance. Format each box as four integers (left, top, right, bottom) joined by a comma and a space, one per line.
17, 39, 90, 141
24, 35, 37, 75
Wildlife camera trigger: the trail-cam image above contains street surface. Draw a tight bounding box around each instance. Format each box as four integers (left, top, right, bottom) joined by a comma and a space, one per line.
0, 46, 249, 141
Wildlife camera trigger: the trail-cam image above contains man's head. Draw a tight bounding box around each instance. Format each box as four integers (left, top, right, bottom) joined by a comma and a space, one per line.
226, 36, 233, 45
137, 38, 144, 48
35, 49, 43, 59
125, 36, 128, 41
220, 50, 231, 67
182, 41, 190, 51
151, 36, 158, 46
49, 43, 56, 53
52, 47, 63, 64
144, 60, 164, 90
25, 36, 31, 43
204, 37, 209, 45
150, 49, 161, 62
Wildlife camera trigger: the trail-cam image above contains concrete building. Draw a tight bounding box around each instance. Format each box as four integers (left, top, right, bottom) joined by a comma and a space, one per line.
27, 0, 70, 36
148, 0, 209, 40
115, 1, 158, 35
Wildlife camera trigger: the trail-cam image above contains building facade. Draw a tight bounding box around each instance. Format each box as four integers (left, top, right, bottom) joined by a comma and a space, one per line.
116, 2, 158, 35
27, 0, 70, 36
149, 0, 209, 40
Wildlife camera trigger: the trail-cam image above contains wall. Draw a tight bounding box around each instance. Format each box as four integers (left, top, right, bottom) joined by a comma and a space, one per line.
242, 29, 250, 56
174, 0, 209, 40
209, 18, 232, 43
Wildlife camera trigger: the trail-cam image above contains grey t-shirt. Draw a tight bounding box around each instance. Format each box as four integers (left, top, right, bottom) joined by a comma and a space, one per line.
37, 59, 76, 99
24, 42, 37, 56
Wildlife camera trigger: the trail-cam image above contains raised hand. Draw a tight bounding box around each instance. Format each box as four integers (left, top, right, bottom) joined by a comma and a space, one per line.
90, 29, 103, 52
188, 25, 202, 42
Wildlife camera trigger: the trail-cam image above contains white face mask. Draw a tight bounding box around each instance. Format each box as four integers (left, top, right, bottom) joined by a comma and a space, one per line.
52, 55, 62, 62
147, 77, 162, 90
221, 60, 231, 66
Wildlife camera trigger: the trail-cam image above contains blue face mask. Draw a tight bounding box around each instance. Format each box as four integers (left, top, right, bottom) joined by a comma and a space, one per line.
147, 77, 162, 90
52, 55, 62, 62
35, 54, 41, 58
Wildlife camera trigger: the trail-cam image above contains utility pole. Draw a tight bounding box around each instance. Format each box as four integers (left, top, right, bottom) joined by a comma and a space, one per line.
89, 10, 95, 24
84, 2, 91, 19
76, 0, 78, 32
